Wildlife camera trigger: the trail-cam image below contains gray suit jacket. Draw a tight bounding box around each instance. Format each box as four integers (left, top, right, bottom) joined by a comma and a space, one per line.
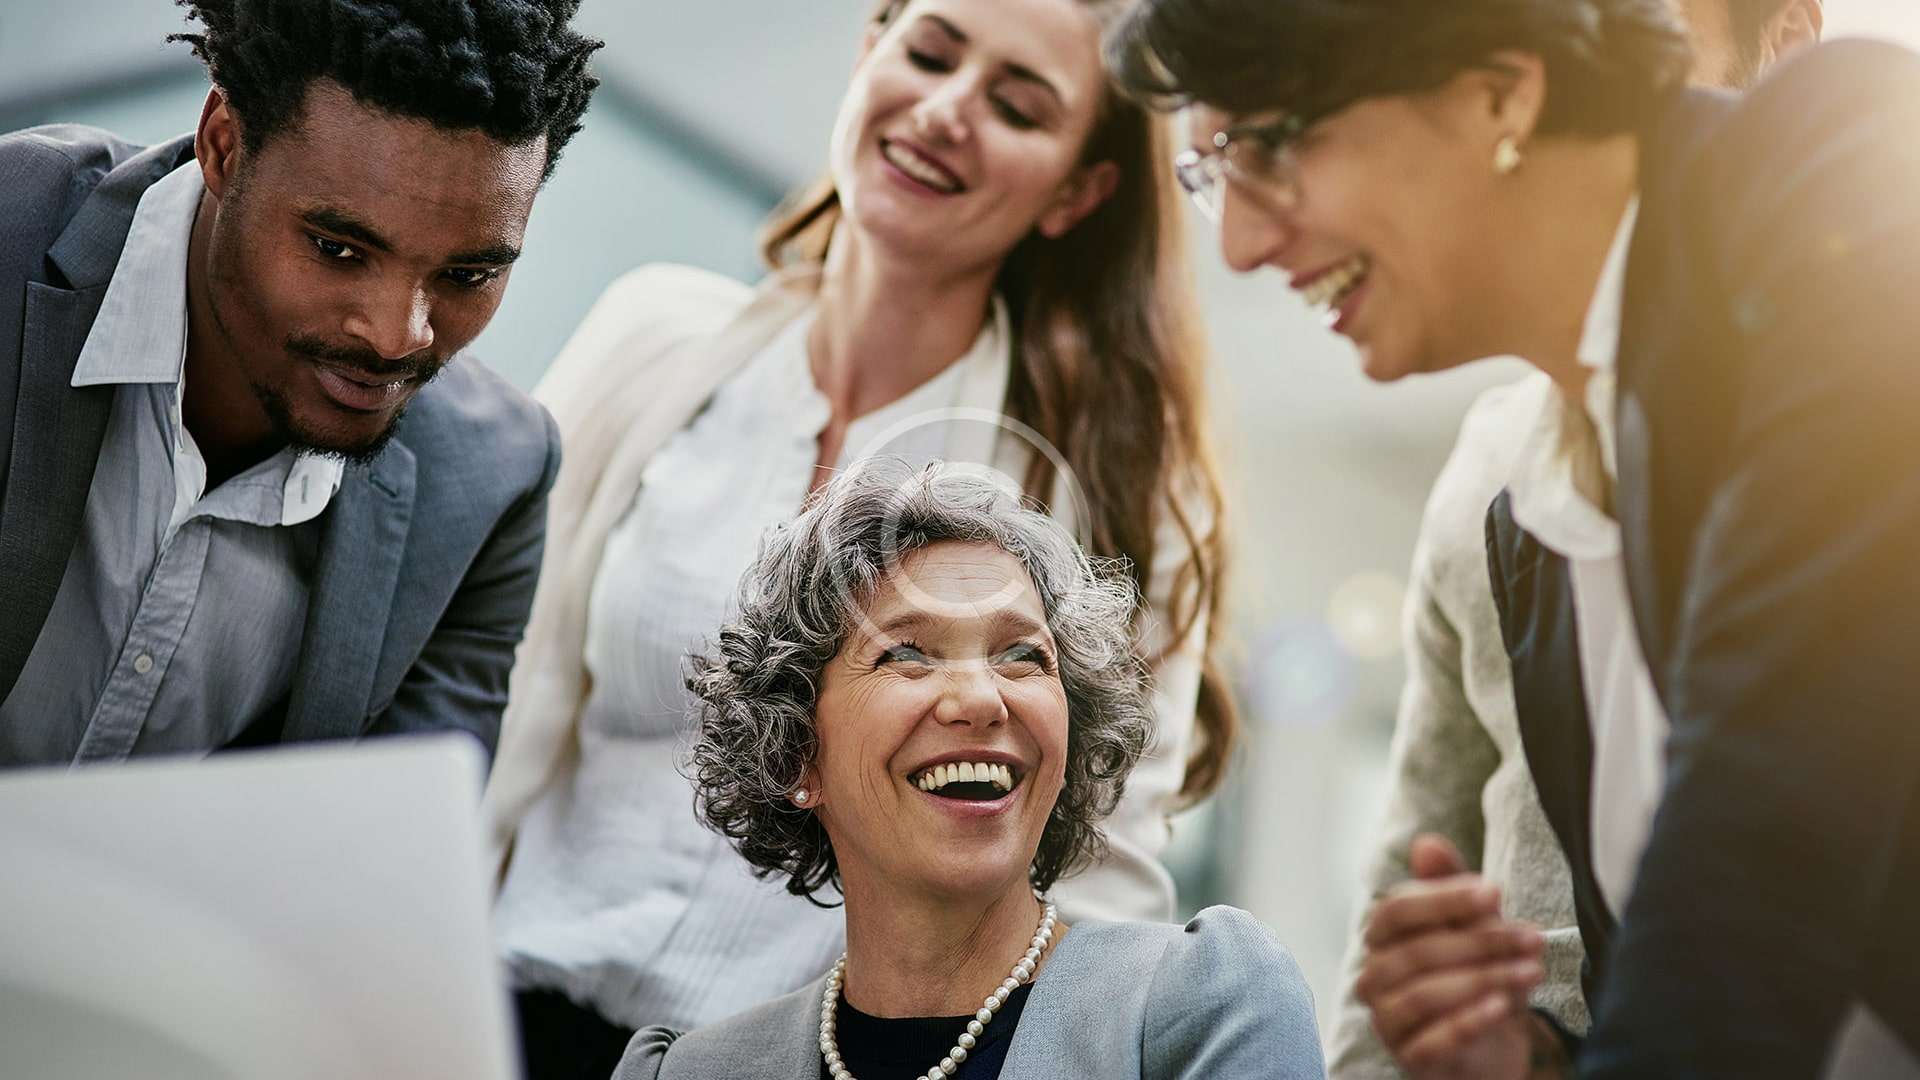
612, 906, 1326, 1079
0, 124, 560, 759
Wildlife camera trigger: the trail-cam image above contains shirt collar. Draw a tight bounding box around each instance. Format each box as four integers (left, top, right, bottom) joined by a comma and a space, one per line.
71, 161, 203, 387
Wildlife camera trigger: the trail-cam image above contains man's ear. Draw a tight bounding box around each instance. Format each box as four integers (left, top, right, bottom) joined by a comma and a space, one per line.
195, 87, 244, 201
1036, 160, 1120, 240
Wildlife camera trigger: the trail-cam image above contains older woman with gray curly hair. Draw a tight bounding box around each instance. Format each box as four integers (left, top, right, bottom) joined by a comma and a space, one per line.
612, 463, 1322, 1080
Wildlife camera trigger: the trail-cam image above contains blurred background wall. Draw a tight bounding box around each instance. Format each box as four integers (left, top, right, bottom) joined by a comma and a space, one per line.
5, 0, 1917, 1025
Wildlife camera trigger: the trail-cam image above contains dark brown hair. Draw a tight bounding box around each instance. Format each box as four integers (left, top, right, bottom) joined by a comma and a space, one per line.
1106, 0, 1694, 138
761, 0, 1236, 801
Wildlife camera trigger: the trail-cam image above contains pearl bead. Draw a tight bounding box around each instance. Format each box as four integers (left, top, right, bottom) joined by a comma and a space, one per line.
967, 1020, 985, 1037
958, 1033, 977, 1049
952, 1046, 968, 1063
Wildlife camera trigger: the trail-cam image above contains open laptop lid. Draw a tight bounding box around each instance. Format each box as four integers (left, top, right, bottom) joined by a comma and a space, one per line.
0, 735, 516, 1080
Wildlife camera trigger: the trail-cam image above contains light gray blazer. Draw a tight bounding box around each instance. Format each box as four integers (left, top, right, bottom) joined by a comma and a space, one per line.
0, 125, 560, 759
611, 906, 1326, 1080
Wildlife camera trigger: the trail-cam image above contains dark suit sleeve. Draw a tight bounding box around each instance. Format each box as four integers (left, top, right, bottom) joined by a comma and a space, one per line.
1584, 43, 1920, 1078
364, 406, 562, 762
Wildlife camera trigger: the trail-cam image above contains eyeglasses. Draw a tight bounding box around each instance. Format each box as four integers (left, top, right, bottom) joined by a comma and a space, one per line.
1173, 115, 1309, 223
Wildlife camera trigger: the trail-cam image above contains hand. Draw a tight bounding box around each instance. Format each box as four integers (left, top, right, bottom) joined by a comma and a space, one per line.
1355, 834, 1548, 1080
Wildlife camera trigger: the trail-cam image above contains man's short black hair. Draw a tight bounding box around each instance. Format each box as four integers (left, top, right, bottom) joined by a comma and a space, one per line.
172, 0, 602, 179
1106, 0, 1695, 138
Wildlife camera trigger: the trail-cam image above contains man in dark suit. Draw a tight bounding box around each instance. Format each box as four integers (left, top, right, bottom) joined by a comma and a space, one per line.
0, 1, 601, 766
1106, 0, 1920, 1074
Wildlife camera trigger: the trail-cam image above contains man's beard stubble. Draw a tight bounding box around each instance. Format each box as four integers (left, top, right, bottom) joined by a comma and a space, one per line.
268, 333, 450, 466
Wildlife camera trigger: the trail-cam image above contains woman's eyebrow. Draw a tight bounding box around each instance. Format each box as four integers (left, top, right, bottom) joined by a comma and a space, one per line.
1003, 63, 1063, 106
918, 13, 1063, 105
990, 609, 1050, 639
871, 610, 934, 639
920, 13, 966, 43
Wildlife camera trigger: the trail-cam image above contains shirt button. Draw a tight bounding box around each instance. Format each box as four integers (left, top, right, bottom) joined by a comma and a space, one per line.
133, 654, 155, 675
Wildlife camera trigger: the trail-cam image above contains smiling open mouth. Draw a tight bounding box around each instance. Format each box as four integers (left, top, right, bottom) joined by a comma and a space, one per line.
880, 139, 964, 194
1299, 254, 1372, 318
912, 761, 1019, 801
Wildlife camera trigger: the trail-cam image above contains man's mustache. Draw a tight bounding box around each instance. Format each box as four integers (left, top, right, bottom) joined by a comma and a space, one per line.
285, 334, 442, 381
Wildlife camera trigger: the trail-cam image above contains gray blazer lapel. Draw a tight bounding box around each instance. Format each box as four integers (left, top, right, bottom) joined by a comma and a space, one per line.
0, 134, 198, 703
1000, 921, 1160, 1078
0, 282, 114, 703
282, 441, 416, 743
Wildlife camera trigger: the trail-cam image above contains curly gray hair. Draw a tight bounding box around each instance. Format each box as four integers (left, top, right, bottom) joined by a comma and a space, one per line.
685, 461, 1155, 904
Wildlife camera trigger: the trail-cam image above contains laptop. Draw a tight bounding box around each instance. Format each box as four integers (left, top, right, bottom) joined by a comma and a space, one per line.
0, 735, 518, 1080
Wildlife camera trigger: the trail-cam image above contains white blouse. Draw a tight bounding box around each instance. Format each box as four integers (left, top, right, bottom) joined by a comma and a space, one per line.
1507, 198, 1667, 919
493, 301, 1015, 1029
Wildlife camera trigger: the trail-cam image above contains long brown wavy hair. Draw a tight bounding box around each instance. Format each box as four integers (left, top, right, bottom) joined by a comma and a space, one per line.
760, 0, 1236, 801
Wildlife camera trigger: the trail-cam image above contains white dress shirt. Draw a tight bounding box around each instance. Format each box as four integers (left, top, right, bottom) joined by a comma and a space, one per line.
1507, 198, 1667, 917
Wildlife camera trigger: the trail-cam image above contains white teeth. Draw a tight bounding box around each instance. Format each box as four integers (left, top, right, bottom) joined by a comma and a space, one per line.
915, 762, 1017, 793
882, 140, 961, 193
1299, 254, 1370, 313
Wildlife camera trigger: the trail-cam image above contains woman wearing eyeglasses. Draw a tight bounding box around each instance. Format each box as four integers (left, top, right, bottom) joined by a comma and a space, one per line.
480, 1, 1234, 1077
1109, 1, 1920, 1078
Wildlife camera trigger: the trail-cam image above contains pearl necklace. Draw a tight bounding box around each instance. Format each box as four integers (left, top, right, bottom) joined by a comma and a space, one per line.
819, 901, 1057, 1080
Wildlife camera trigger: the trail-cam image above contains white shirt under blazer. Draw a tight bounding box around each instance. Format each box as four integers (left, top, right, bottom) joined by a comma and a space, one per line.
484, 263, 1213, 1030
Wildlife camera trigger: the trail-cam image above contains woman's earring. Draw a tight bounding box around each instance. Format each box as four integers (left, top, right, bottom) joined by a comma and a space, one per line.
1493, 135, 1524, 176
792, 789, 811, 807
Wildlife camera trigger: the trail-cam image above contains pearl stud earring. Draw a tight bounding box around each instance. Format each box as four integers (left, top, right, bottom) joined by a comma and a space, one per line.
792, 788, 811, 807
1493, 135, 1524, 176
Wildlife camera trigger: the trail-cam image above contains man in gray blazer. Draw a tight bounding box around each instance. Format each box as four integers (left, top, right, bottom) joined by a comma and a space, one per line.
0, 1, 601, 767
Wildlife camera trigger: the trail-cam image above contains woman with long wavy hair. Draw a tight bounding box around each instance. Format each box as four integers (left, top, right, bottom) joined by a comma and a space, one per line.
480, 1, 1235, 1076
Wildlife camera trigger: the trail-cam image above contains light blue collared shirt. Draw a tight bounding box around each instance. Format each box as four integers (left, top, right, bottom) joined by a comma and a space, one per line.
0, 161, 345, 766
